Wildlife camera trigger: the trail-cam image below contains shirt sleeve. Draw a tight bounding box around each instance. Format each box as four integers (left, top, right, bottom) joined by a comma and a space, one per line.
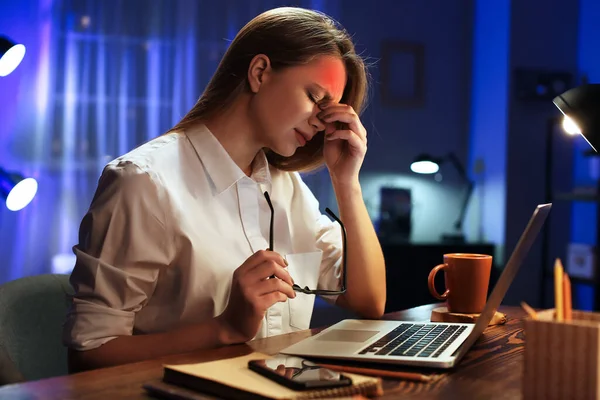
294, 173, 344, 302
62, 163, 174, 351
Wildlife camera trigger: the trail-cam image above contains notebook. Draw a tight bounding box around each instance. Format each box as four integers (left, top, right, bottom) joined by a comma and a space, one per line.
143, 352, 383, 400
280, 203, 551, 369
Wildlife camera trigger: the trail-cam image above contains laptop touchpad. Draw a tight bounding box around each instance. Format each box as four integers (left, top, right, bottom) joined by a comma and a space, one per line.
316, 329, 379, 343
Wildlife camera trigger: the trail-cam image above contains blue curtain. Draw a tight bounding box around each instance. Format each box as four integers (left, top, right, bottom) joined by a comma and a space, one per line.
0, 0, 340, 282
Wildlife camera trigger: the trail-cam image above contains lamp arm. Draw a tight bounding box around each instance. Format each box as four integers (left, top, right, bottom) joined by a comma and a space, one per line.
455, 180, 474, 231
444, 153, 473, 232
446, 152, 469, 183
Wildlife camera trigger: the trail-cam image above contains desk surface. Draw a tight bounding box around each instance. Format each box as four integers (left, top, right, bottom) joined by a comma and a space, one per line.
0, 304, 527, 399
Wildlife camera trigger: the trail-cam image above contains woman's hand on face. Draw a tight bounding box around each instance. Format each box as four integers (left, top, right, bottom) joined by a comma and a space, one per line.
317, 103, 367, 185
216, 250, 296, 344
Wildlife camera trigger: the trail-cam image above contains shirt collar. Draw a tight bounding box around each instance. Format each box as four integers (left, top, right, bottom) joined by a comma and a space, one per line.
185, 124, 272, 195
250, 149, 272, 188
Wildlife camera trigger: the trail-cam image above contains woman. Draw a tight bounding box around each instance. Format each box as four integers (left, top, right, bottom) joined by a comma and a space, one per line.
64, 6, 386, 372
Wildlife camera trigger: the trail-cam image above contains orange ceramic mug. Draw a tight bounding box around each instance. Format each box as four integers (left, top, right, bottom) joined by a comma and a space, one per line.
427, 253, 493, 314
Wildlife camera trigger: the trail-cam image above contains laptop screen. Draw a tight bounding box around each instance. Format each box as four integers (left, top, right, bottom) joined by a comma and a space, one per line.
453, 203, 551, 361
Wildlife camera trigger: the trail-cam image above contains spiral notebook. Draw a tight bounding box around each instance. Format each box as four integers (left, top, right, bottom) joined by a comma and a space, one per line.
142, 352, 383, 400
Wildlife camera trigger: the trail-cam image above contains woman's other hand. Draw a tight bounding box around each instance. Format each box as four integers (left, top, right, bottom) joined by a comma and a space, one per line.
216, 250, 295, 344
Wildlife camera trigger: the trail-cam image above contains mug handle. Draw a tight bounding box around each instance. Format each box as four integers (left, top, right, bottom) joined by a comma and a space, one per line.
428, 263, 450, 300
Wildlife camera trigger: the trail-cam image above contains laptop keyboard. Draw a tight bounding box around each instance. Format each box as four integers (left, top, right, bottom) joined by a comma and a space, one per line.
358, 323, 468, 358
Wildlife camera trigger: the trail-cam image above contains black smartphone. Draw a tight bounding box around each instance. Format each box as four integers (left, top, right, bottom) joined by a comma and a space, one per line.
248, 356, 352, 391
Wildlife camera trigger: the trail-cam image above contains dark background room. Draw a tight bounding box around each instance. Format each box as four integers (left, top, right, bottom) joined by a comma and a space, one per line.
1, 0, 600, 326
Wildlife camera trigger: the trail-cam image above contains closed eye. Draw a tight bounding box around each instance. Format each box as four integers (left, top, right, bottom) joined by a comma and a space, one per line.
307, 92, 321, 104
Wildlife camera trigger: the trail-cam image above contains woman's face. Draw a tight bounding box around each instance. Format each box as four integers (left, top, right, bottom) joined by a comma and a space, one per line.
249, 55, 347, 157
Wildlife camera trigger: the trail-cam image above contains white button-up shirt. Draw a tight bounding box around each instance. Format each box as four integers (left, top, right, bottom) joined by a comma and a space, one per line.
63, 124, 343, 351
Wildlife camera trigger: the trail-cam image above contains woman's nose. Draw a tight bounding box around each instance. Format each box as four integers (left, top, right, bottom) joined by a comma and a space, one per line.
308, 110, 326, 132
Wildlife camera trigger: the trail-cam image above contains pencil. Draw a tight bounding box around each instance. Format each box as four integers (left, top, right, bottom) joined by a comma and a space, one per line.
563, 271, 572, 321
520, 301, 539, 320
554, 258, 564, 321
316, 363, 434, 382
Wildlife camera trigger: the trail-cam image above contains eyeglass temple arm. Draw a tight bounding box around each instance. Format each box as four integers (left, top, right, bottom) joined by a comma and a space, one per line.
263, 191, 274, 251
262, 197, 346, 294
292, 284, 315, 294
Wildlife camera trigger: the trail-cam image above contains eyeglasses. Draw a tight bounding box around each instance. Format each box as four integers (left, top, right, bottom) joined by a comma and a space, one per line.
290, 359, 336, 379
264, 191, 347, 296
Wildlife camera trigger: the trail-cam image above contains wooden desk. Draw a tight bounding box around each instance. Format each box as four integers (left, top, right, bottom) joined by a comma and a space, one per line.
0, 304, 527, 399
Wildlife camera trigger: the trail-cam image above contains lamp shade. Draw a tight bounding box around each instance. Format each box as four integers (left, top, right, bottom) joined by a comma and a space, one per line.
410, 154, 440, 174
553, 84, 600, 152
0, 36, 26, 77
0, 168, 38, 211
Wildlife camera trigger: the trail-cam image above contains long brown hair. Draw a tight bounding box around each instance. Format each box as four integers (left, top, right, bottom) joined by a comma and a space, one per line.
170, 7, 369, 172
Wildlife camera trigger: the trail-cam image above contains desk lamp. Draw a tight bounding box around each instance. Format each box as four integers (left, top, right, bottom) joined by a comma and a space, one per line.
539, 84, 600, 308
553, 84, 600, 152
0, 167, 38, 211
552, 84, 600, 153
411, 153, 474, 242
0, 36, 26, 77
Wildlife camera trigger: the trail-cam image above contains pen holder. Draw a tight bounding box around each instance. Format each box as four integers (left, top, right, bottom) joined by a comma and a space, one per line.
523, 309, 600, 400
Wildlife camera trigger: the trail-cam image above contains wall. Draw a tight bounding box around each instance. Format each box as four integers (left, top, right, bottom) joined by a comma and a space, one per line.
503, 0, 580, 306
339, 0, 582, 309
337, 0, 475, 241
569, 0, 600, 309
466, 0, 510, 257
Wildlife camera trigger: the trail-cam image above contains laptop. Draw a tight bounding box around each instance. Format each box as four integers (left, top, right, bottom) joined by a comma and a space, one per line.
280, 203, 551, 369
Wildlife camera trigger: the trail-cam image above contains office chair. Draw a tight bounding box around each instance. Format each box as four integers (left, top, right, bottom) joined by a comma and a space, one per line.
0, 274, 73, 383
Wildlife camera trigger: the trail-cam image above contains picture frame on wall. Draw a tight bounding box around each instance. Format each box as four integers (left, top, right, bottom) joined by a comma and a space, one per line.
380, 40, 425, 107
567, 243, 595, 281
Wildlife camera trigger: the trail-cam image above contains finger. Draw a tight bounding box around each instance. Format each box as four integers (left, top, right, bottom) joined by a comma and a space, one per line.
276, 365, 286, 376
318, 102, 351, 112
285, 368, 295, 379
318, 110, 355, 122
318, 102, 352, 113
239, 250, 288, 272
249, 260, 294, 287
258, 276, 296, 298
325, 129, 366, 151
260, 291, 288, 308
320, 112, 366, 140
324, 122, 337, 135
